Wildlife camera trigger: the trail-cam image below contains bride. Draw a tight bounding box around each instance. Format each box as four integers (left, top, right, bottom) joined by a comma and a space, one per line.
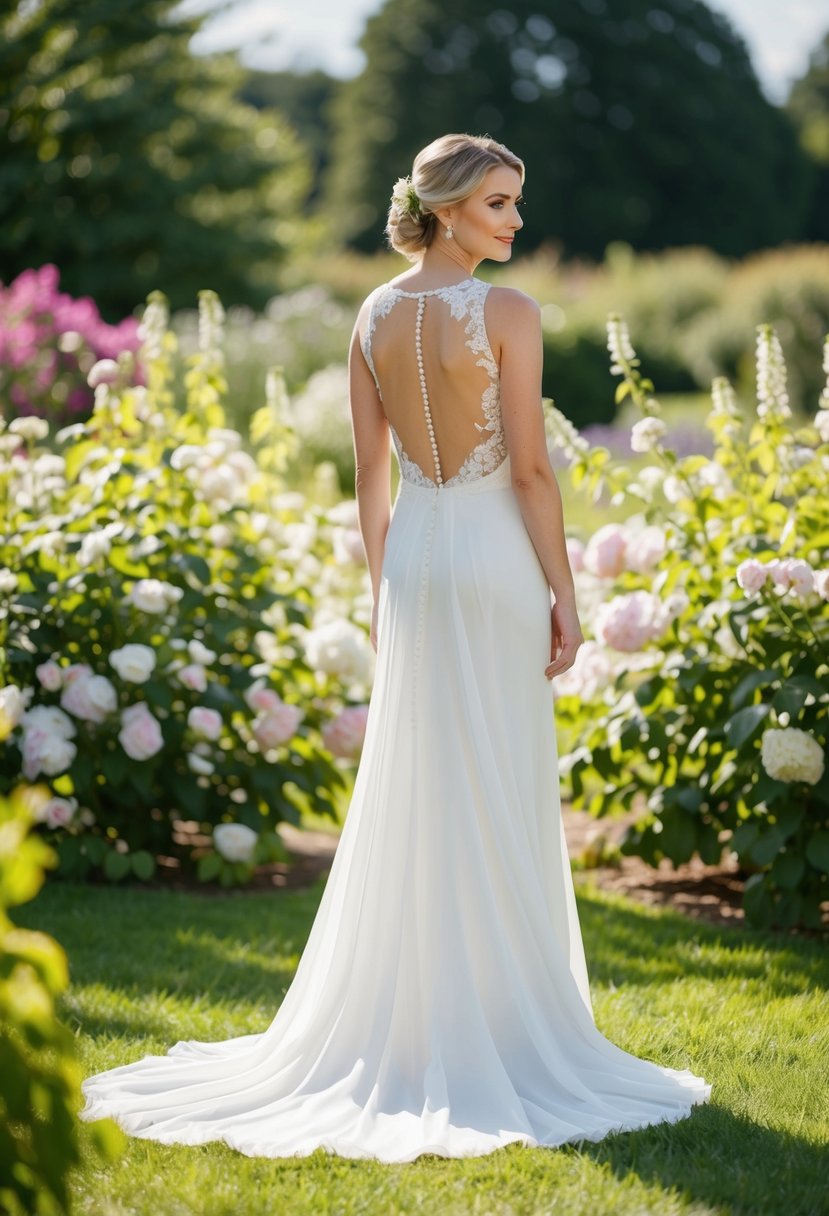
79, 132, 712, 1162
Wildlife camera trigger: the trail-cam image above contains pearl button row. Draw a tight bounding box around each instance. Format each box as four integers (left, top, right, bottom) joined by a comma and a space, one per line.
415, 296, 443, 486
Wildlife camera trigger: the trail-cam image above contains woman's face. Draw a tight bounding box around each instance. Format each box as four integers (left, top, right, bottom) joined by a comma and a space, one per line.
448, 165, 524, 262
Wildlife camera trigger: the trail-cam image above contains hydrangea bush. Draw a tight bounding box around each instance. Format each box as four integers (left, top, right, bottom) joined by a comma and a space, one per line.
0, 290, 374, 887
0, 263, 140, 427
548, 317, 829, 930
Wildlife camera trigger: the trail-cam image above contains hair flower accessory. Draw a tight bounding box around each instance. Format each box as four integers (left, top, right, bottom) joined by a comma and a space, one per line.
391, 175, 422, 219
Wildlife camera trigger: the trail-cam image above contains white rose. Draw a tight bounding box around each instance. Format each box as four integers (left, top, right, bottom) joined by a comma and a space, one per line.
110, 644, 157, 683
303, 620, 374, 683
60, 671, 118, 723
187, 640, 217, 665
761, 727, 825, 785
187, 752, 215, 776
815, 569, 829, 601
736, 559, 768, 595
22, 704, 76, 739
127, 578, 183, 613
0, 684, 33, 731
213, 822, 258, 863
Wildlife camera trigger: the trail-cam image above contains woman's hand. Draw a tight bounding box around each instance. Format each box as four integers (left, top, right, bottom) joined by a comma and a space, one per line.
370, 600, 379, 653
545, 600, 583, 679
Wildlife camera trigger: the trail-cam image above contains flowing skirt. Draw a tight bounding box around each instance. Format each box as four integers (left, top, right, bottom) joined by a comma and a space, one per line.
78, 456, 712, 1162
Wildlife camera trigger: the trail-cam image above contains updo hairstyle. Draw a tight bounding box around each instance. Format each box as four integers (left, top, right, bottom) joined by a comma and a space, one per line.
385, 133, 525, 262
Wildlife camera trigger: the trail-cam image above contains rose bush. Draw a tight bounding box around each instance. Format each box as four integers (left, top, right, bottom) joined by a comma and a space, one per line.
0, 263, 140, 427
548, 316, 829, 931
0, 289, 375, 887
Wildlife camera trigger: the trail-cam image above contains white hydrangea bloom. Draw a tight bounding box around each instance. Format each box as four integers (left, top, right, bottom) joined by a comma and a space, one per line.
760, 727, 825, 785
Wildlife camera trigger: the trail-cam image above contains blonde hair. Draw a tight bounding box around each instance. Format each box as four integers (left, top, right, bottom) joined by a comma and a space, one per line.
385, 133, 525, 262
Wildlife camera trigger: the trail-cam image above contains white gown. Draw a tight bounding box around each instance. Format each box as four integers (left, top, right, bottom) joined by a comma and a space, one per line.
78, 276, 712, 1162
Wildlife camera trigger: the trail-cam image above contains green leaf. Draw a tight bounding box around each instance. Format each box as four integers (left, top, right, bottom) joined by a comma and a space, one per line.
103, 849, 131, 882
130, 850, 156, 880
729, 668, 778, 711
743, 873, 772, 928
656, 807, 696, 864
724, 703, 770, 749
197, 852, 222, 882
771, 851, 805, 890
805, 831, 829, 874
750, 828, 785, 866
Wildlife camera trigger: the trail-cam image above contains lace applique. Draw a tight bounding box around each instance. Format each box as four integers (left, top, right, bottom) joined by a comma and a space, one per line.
360, 278, 507, 488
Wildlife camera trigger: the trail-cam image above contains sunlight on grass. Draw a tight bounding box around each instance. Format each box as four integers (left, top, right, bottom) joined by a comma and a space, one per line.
16, 878, 828, 1216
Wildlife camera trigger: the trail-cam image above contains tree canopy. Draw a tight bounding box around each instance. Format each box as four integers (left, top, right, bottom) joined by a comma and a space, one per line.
787, 29, 829, 242
325, 0, 813, 258
0, 0, 311, 318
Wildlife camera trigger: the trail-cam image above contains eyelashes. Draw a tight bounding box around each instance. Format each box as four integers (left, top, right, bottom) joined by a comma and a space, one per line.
491, 200, 525, 209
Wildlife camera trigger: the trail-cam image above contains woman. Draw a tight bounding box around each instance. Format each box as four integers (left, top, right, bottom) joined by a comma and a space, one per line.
79, 133, 712, 1162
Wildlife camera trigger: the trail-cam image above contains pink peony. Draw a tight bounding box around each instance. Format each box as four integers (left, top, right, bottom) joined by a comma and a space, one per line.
594, 590, 670, 653
118, 702, 164, 760
583, 524, 628, 579
322, 705, 370, 760
40, 796, 78, 829
565, 536, 585, 573
244, 681, 285, 713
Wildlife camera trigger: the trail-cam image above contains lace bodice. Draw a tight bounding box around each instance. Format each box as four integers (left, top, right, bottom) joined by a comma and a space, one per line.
360, 277, 507, 488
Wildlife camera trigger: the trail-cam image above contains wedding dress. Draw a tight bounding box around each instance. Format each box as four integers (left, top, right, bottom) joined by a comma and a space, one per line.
78, 276, 712, 1162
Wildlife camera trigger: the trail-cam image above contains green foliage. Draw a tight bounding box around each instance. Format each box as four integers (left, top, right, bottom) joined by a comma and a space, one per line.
550, 318, 829, 932
0, 787, 123, 1216
0, 290, 367, 884
326, 0, 813, 257
0, 0, 312, 318
786, 30, 829, 241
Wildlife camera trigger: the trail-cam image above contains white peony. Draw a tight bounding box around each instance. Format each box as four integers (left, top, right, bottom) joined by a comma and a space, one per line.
110, 644, 157, 683
188, 639, 217, 665
761, 727, 825, 785
626, 525, 667, 574
303, 620, 374, 684
213, 822, 258, 863
77, 532, 112, 566
35, 661, 64, 691
118, 702, 164, 760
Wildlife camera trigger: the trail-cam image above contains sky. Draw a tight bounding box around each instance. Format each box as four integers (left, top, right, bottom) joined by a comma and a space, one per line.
177, 0, 828, 103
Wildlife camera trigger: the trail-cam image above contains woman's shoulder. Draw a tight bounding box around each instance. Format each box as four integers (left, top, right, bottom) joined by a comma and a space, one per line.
485, 284, 541, 319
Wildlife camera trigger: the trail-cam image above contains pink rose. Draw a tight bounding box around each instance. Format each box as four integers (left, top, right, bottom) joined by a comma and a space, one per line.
565, 537, 585, 573
177, 664, 207, 692
594, 590, 670, 653
322, 705, 369, 760
252, 702, 303, 750
118, 702, 164, 760
187, 706, 222, 741
36, 661, 64, 691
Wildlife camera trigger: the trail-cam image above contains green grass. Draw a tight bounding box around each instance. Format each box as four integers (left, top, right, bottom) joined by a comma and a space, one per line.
16, 878, 829, 1216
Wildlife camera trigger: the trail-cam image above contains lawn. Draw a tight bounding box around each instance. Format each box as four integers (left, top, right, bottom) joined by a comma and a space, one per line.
16, 877, 829, 1216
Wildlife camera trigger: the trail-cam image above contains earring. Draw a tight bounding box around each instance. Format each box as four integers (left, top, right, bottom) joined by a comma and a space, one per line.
445, 224, 454, 240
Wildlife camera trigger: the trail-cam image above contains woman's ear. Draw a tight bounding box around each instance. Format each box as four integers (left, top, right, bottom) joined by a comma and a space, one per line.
433, 206, 453, 229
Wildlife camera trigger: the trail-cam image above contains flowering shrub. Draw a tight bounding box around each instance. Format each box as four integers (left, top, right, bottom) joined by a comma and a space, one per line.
0, 784, 123, 1214
0, 264, 140, 427
548, 317, 829, 931
0, 290, 374, 886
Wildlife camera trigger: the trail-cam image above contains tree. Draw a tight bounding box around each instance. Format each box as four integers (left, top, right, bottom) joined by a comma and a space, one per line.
787, 29, 829, 242
240, 69, 337, 206
326, 0, 813, 258
0, 1, 312, 318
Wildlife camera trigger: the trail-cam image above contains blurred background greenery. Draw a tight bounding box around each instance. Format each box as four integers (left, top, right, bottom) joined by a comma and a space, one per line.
1, 0, 828, 473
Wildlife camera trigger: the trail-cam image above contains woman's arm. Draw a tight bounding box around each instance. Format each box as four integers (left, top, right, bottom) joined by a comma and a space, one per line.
347, 311, 391, 605
487, 287, 583, 678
